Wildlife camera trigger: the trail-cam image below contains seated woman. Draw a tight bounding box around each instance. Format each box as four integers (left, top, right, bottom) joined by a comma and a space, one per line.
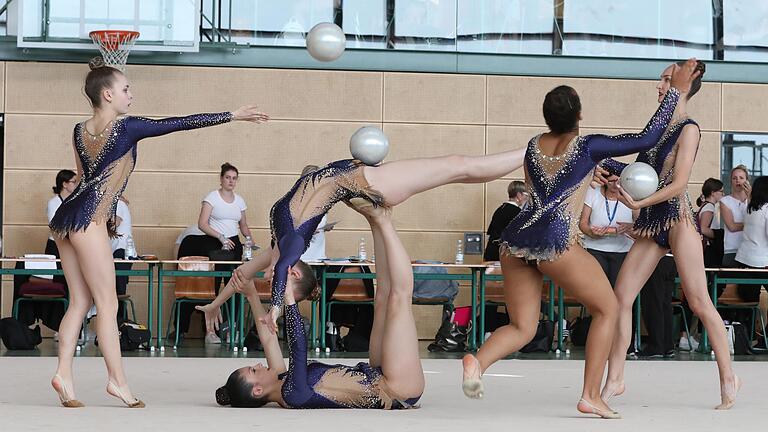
215, 204, 424, 409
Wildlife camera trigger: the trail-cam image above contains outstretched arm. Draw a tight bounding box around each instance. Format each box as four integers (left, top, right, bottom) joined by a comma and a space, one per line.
239, 280, 287, 374
588, 58, 700, 161
260, 233, 306, 333
588, 87, 680, 161
125, 105, 268, 141
281, 296, 313, 406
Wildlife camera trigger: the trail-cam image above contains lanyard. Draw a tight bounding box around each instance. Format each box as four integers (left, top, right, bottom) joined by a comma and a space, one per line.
605, 197, 619, 225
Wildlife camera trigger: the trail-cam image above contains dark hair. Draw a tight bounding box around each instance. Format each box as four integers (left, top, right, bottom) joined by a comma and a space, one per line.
747, 176, 768, 214
216, 369, 267, 408
543, 85, 581, 134
696, 177, 724, 207
675, 60, 706, 100
52, 169, 77, 194
507, 181, 526, 199
293, 260, 319, 301
220, 162, 239, 177
84, 56, 122, 109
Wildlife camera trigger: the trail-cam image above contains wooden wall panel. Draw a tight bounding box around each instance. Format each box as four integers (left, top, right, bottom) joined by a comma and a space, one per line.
384, 72, 485, 124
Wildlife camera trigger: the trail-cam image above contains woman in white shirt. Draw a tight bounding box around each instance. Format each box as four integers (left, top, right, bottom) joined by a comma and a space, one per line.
198, 162, 252, 258
46, 170, 78, 257
579, 181, 636, 288
720, 165, 750, 267
735, 176, 768, 302
696, 178, 725, 269
194, 163, 252, 343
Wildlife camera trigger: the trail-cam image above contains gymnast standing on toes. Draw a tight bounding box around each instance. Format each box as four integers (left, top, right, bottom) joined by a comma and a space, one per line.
215, 204, 424, 409
47, 56, 269, 409
599, 60, 740, 410
197, 147, 527, 331
461, 59, 700, 419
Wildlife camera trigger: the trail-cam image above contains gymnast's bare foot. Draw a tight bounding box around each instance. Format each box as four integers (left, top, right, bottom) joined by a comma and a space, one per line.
461, 354, 484, 399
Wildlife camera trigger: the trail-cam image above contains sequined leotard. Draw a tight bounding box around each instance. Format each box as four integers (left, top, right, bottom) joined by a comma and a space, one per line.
280, 303, 420, 409
601, 117, 701, 249
49, 113, 233, 238
500, 88, 680, 262
269, 159, 383, 309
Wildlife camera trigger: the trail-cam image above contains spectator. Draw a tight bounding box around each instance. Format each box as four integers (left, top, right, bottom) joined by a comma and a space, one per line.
734, 176, 768, 344
697, 178, 725, 269
579, 181, 635, 288
111, 196, 134, 318
483, 181, 527, 261
721, 165, 750, 267
174, 163, 251, 344
14, 170, 78, 334
46, 170, 78, 257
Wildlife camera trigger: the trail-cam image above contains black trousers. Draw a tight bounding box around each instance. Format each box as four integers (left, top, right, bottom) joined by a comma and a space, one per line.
113, 248, 133, 318
175, 234, 242, 334
640, 255, 676, 354
324, 265, 374, 338
586, 249, 626, 288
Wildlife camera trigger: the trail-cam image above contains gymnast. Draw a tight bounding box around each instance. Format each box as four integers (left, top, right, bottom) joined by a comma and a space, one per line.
599, 60, 740, 410
48, 56, 268, 408
461, 59, 700, 419
215, 202, 423, 409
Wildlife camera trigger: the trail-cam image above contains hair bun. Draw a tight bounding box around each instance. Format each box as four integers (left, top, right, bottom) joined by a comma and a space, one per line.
215, 386, 231, 406
89, 56, 106, 71
696, 60, 706, 77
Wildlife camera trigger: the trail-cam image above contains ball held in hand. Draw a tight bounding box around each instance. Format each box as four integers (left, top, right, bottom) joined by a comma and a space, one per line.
620, 162, 659, 200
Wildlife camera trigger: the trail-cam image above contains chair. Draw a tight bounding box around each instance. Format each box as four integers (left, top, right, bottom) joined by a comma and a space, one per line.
325, 267, 375, 322
716, 284, 768, 349
165, 256, 229, 348
13, 255, 68, 321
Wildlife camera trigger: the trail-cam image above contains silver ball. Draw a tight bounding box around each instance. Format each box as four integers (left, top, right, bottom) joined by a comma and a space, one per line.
619, 162, 659, 200
306, 23, 345, 62
350, 126, 389, 166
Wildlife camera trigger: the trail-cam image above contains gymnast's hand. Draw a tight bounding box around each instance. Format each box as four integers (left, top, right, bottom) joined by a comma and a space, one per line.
195, 303, 223, 332
591, 166, 613, 188
230, 266, 252, 293
670, 58, 702, 95
260, 307, 281, 334
616, 185, 641, 210
232, 105, 270, 123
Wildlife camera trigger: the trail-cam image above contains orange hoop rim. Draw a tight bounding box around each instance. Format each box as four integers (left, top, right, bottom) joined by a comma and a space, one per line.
89, 30, 140, 43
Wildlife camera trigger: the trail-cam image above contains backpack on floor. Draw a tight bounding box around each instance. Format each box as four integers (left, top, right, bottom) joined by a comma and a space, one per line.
0, 317, 42, 350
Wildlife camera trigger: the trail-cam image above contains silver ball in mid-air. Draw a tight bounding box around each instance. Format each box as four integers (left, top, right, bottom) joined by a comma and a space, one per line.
306, 23, 345, 62
350, 126, 390, 166
620, 162, 659, 200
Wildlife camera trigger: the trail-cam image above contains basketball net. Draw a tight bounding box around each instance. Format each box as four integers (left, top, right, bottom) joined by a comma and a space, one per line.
89, 30, 140, 72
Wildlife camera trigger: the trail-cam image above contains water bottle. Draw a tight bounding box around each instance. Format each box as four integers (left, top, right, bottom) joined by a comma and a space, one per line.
455, 239, 464, 264
243, 236, 253, 261
125, 235, 137, 259
358, 237, 367, 261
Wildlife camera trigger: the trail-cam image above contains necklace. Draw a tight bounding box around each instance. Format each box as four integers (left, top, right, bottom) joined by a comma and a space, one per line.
84, 120, 113, 141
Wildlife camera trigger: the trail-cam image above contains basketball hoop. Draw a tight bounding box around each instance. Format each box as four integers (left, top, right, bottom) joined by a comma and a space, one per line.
89, 30, 140, 72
